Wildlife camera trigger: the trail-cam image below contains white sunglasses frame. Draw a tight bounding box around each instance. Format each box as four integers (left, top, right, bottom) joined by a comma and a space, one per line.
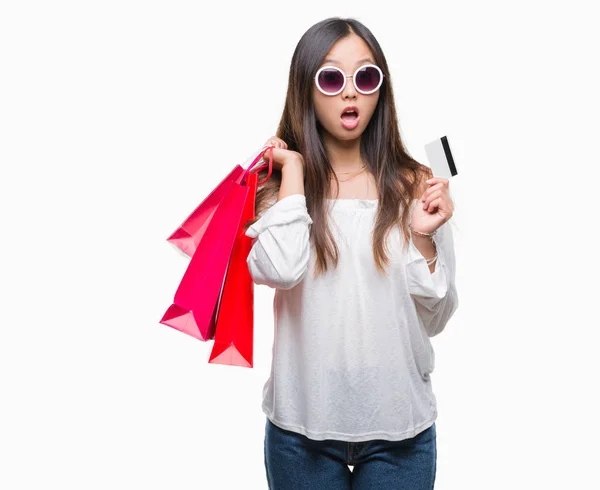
314, 64, 385, 96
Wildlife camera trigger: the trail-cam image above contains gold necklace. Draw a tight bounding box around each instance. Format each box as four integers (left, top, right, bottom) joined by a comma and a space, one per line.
333, 164, 366, 175
331, 170, 370, 199
333, 166, 367, 183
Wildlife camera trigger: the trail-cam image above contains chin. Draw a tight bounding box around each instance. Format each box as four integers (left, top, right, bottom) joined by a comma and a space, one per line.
337, 134, 361, 142
324, 124, 364, 142
335, 129, 364, 142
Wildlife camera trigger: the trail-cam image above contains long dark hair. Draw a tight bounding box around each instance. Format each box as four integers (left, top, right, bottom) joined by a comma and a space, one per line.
244, 17, 432, 277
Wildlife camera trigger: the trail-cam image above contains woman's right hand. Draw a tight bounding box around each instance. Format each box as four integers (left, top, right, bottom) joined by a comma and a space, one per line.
262, 136, 304, 171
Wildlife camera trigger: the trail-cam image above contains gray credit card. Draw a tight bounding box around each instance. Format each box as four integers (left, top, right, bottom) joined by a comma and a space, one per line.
424, 136, 458, 178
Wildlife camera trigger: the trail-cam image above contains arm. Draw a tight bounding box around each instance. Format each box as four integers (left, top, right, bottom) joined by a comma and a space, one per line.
411, 234, 438, 274
245, 162, 312, 290
407, 213, 459, 337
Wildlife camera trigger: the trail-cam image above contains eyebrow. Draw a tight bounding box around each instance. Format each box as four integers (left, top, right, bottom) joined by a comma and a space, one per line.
322, 57, 375, 66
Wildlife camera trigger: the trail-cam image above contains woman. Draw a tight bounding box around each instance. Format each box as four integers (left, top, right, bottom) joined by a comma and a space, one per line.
243, 17, 458, 490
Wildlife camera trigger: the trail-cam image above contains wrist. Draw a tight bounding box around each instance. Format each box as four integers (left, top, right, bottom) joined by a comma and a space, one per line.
409, 225, 437, 238
411, 231, 437, 252
282, 156, 304, 172
411, 234, 435, 248
411, 234, 438, 268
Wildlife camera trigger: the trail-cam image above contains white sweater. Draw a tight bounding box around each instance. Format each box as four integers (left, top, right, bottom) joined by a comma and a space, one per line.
245, 193, 458, 442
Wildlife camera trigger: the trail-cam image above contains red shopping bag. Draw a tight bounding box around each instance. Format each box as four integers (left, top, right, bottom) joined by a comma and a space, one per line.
160, 147, 274, 342
208, 170, 258, 368
166, 145, 271, 258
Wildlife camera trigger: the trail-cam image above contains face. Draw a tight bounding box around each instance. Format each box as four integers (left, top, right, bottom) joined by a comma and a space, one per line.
312, 34, 381, 143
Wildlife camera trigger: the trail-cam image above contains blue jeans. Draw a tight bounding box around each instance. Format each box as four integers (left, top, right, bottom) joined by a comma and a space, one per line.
264, 417, 437, 489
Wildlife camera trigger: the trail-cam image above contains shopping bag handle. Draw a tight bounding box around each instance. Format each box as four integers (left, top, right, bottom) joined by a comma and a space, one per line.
242, 145, 274, 185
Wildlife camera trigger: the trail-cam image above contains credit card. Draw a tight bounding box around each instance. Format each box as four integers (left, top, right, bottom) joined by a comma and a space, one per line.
424, 136, 458, 178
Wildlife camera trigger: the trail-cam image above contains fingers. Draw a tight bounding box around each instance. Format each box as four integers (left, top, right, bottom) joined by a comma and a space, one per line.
425, 177, 449, 186
265, 136, 288, 149
422, 182, 451, 213
423, 187, 454, 215
421, 178, 450, 208
262, 136, 301, 170
421, 182, 444, 201
423, 189, 443, 211
261, 146, 285, 171
425, 196, 443, 213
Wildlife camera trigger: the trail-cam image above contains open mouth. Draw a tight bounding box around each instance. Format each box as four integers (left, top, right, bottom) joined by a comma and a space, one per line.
340, 107, 360, 129
341, 109, 359, 122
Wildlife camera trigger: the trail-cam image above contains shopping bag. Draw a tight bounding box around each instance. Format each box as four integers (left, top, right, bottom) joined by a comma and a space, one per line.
160, 147, 274, 342
166, 145, 272, 258
166, 165, 245, 258
208, 170, 258, 368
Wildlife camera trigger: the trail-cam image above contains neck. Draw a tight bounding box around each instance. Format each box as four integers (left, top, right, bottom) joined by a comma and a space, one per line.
322, 131, 363, 171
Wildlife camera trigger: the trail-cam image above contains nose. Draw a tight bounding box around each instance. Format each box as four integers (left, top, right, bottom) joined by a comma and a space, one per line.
341, 75, 357, 100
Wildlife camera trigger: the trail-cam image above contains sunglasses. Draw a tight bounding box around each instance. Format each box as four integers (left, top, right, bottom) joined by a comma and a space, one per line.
315, 64, 384, 96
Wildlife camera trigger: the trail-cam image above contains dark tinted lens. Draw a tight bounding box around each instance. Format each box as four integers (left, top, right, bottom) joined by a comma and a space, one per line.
318, 68, 344, 93
355, 66, 381, 92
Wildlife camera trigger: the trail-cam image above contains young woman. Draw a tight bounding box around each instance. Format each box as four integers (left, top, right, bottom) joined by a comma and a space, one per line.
243, 17, 458, 490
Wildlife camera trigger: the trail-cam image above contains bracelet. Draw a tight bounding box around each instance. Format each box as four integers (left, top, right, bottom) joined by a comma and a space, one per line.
409, 225, 438, 265
409, 225, 437, 238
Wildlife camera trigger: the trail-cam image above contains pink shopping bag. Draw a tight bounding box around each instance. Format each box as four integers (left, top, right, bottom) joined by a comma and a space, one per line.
166, 165, 245, 258
160, 147, 274, 342
166, 145, 272, 258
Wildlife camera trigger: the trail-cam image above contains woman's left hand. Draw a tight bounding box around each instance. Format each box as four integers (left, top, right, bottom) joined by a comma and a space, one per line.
410, 177, 454, 234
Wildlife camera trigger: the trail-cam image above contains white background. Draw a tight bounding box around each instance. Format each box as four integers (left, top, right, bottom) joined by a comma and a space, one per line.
1, 1, 598, 489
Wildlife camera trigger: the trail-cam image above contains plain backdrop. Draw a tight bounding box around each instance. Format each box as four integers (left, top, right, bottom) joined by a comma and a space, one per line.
1, 1, 598, 489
